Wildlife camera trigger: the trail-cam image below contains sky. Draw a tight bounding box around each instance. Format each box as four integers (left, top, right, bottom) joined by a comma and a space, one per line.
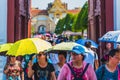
32, 0, 88, 10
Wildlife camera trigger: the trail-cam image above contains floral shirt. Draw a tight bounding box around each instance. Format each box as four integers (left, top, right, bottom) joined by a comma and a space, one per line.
4, 61, 23, 79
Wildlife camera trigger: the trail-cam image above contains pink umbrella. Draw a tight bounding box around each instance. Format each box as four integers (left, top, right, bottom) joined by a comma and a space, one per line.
45, 33, 51, 37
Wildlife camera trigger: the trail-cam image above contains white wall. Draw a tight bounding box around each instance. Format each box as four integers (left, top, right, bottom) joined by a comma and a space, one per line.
114, 0, 120, 30
0, 0, 7, 44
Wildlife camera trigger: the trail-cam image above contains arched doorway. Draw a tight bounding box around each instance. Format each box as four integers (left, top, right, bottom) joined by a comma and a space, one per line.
38, 25, 46, 34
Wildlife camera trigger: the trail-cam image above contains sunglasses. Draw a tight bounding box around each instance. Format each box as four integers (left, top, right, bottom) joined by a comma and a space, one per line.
71, 52, 78, 56
37, 53, 46, 56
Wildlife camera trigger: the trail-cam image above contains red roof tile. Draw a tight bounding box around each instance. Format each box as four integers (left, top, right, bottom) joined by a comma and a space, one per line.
31, 8, 48, 17
67, 9, 80, 14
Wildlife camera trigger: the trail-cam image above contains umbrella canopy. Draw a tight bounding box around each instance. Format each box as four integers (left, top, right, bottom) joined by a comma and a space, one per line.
0, 43, 13, 52
6, 38, 52, 56
52, 42, 88, 52
0, 43, 13, 55
99, 30, 120, 43
76, 39, 98, 48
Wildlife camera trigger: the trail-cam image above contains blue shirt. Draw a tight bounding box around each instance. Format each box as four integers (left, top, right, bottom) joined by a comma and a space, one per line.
96, 64, 120, 80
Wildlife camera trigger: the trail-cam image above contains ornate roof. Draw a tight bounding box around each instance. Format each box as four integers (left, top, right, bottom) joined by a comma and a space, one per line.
48, 0, 67, 13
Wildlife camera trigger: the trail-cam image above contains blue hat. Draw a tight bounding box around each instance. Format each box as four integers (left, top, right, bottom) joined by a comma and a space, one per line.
71, 46, 86, 55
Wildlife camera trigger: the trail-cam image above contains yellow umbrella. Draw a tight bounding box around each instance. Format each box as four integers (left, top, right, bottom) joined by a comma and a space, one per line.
6, 38, 52, 56
52, 42, 88, 52
0, 43, 13, 52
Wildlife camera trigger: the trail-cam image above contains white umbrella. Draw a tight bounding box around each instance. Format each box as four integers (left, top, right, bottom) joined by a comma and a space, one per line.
99, 30, 120, 43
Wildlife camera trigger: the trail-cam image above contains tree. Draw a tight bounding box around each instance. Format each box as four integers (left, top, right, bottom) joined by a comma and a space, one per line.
55, 13, 74, 34
64, 13, 74, 31
55, 18, 65, 34
72, 1, 88, 36
31, 25, 35, 35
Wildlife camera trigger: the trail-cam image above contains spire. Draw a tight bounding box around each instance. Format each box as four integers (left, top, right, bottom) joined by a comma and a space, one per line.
53, 0, 63, 6
48, 0, 67, 13
53, 0, 62, 4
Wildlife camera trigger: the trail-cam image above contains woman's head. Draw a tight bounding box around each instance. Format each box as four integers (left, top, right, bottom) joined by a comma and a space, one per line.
37, 51, 47, 62
106, 43, 112, 49
70, 46, 86, 61
71, 52, 85, 61
10, 56, 16, 62
58, 51, 67, 63
108, 49, 120, 64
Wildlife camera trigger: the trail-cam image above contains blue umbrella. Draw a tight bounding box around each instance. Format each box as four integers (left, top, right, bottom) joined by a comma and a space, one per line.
76, 39, 98, 48
99, 30, 120, 43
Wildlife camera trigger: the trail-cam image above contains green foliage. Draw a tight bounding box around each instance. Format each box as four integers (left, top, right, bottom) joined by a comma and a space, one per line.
55, 1, 88, 35
72, 14, 78, 32
55, 18, 65, 34
31, 26, 35, 35
55, 13, 74, 34
72, 1, 88, 33
64, 14, 74, 31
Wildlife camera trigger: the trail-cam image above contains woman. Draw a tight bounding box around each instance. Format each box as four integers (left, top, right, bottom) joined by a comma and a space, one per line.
103, 43, 112, 55
28, 51, 56, 80
58, 46, 97, 80
54, 51, 67, 78
96, 49, 120, 80
4, 56, 24, 80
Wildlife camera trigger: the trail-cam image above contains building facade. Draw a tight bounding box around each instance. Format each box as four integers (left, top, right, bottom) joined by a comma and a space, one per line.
7, 0, 31, 42
88, 0, 114, 59
31, 0, 80, 34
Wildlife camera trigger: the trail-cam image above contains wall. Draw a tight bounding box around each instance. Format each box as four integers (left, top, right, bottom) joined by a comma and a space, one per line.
114, 0, 120, 30
0, 0, 7, 44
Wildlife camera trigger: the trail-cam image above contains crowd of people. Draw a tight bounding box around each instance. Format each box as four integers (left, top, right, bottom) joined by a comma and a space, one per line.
3, 34, 120, 80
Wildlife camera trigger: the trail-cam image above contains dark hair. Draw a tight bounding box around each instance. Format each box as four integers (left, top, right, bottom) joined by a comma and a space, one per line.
58, 51, 67, 59
108, 49, 120, 57
101, 49, 120, 63
81, 54, 85, 61
101, 54, 109, 63
85, 41, 91, 48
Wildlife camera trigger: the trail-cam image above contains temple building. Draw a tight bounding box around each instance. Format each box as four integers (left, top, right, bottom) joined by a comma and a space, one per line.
31, 0, 80, 34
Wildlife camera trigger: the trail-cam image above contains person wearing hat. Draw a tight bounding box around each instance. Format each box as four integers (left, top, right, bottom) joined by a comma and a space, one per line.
96, 49, 120, 80
57, 46, 97, 80
27, 51, 56, 80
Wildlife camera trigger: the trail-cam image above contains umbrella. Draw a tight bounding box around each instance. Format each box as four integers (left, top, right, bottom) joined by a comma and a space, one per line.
34, 34, 42, 38
99, 30, 120, 43
6, 38, 52, 56
0, 43, 13, 55
45, 33, 51, 37
52, 42, 88, 52
76, 39, 98, 48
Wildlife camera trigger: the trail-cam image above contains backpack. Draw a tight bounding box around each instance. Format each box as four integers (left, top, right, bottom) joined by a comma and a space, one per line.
67, 63, 89, 80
